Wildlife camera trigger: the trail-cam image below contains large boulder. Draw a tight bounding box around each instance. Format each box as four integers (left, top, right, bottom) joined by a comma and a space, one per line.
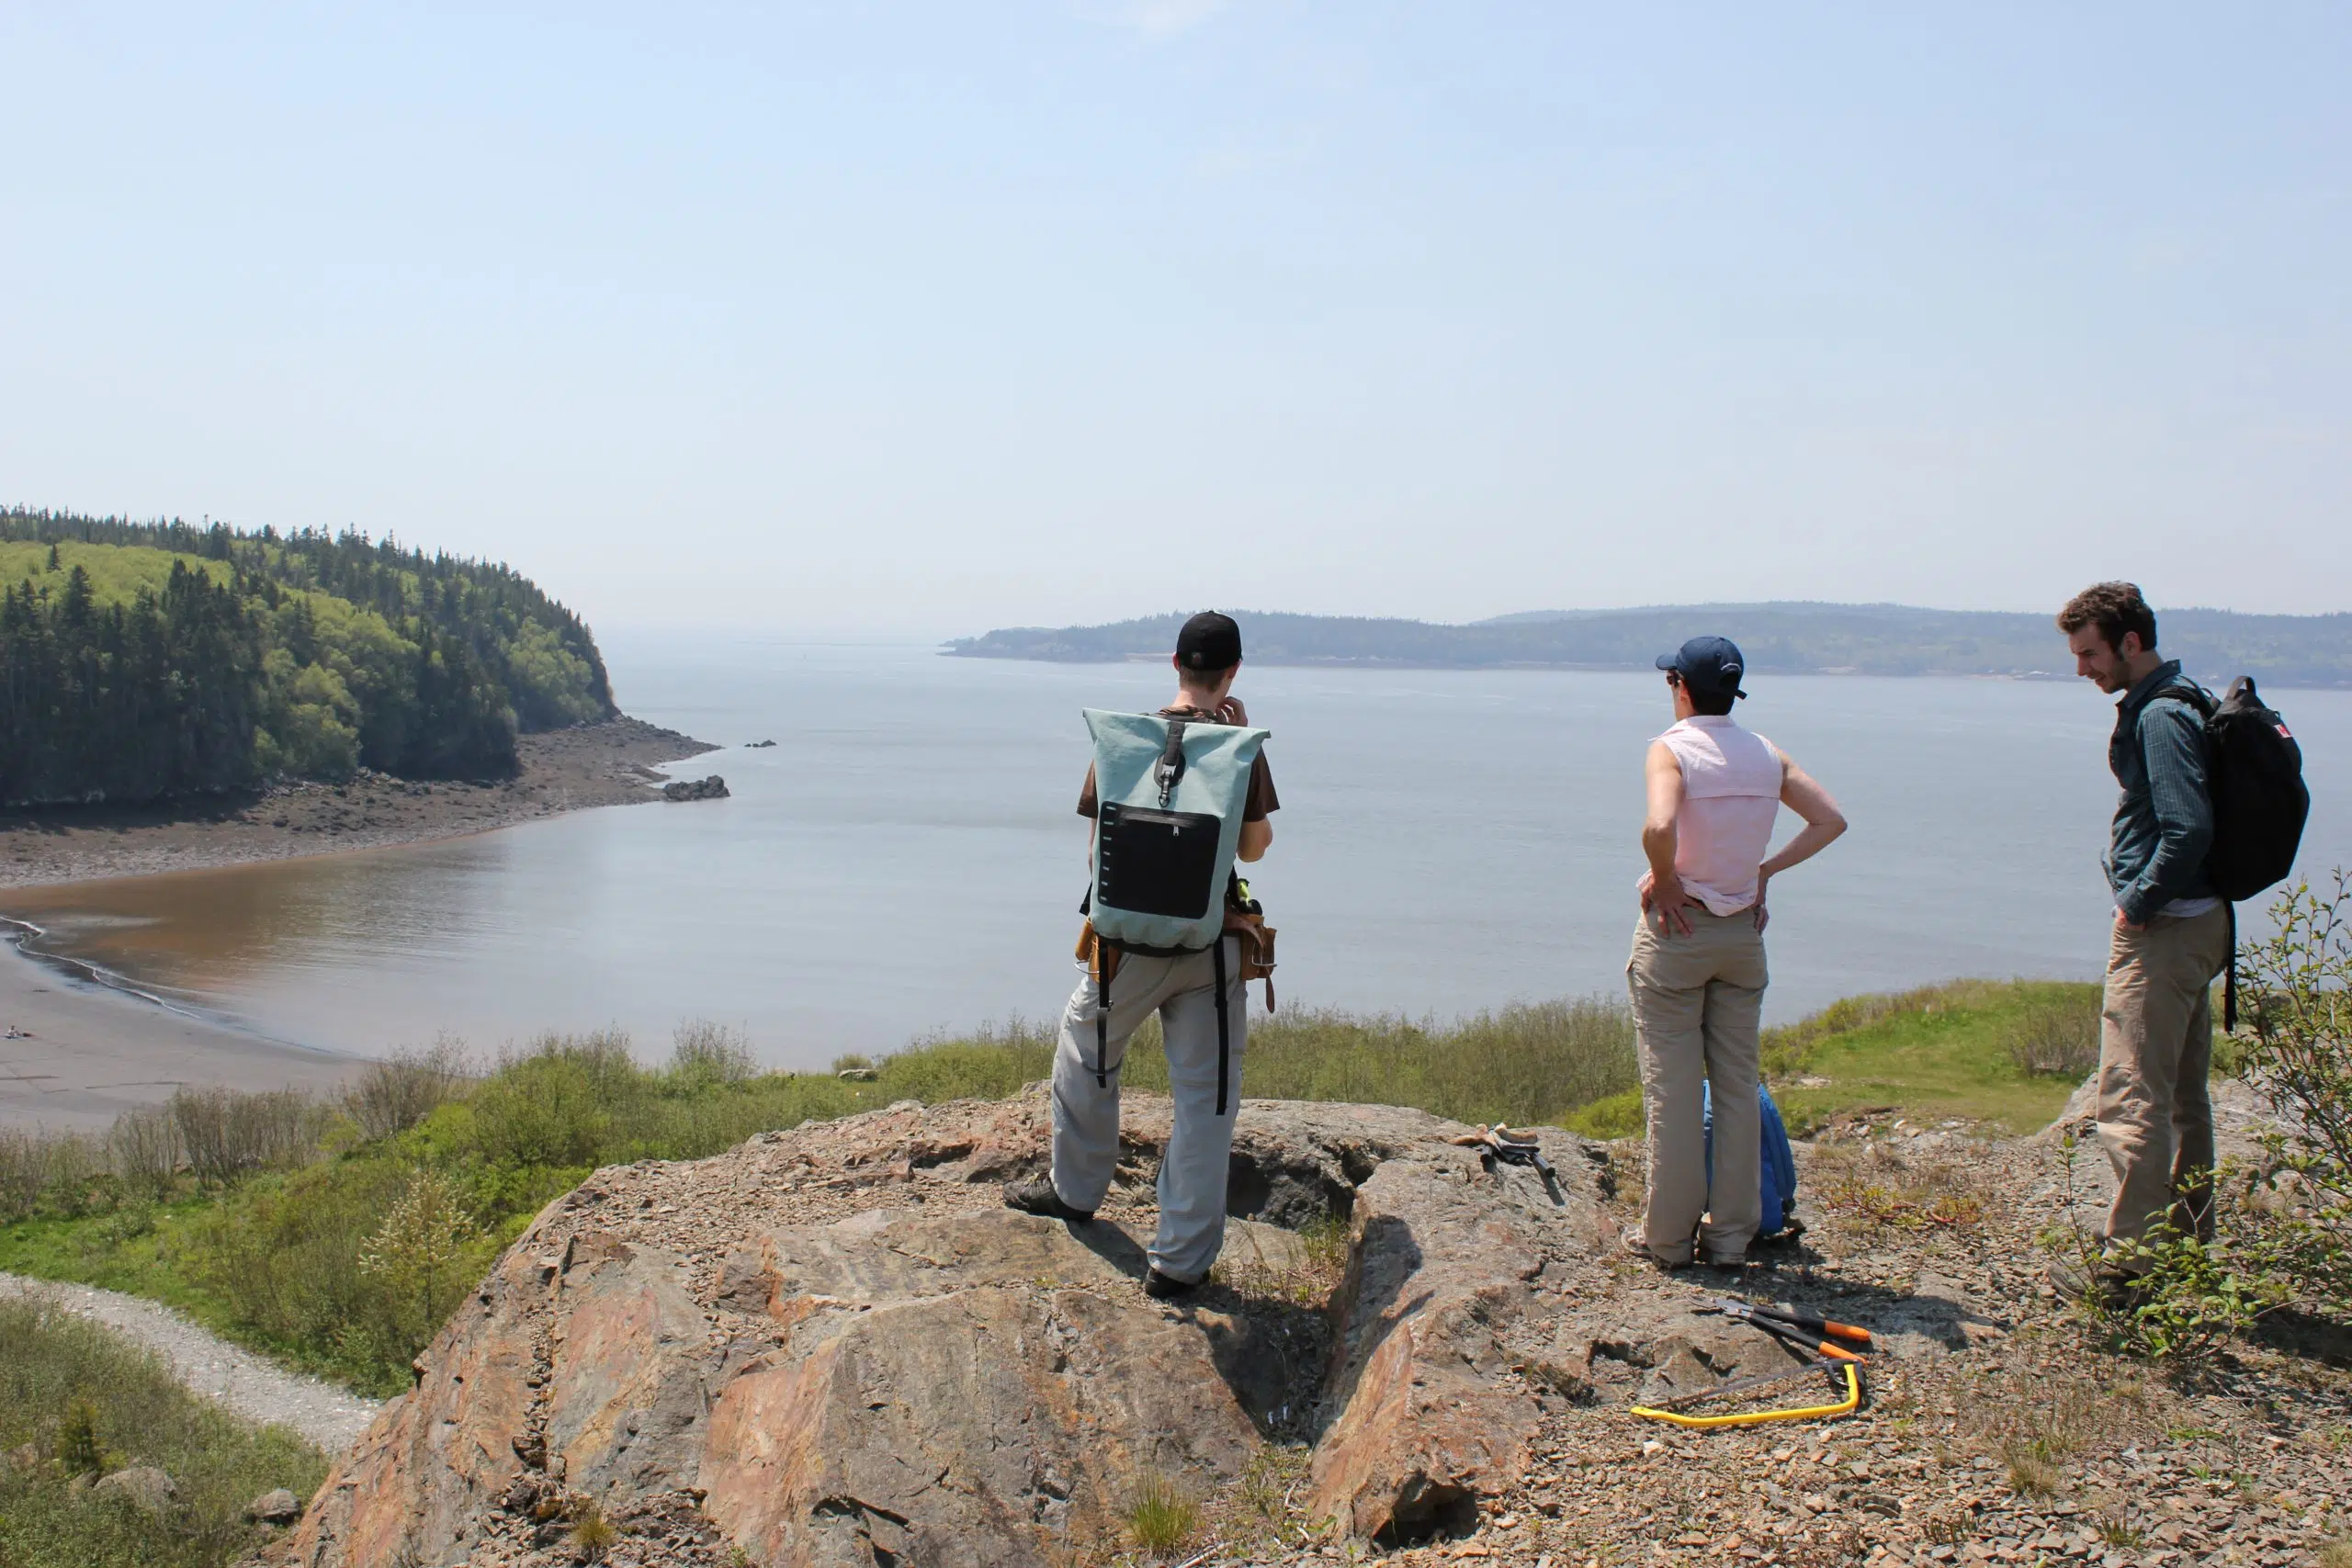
275, 1093, 1628, 1566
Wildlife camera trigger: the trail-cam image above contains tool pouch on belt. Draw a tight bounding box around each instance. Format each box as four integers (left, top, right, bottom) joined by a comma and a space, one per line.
1078, 915, 1272, 1009
1075, 921, 1123, 987
1223, 908, 1276, 1010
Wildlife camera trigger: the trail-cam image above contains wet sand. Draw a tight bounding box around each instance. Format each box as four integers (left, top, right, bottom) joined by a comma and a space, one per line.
0, 717, 720, 1129
0, 940, 360, 1131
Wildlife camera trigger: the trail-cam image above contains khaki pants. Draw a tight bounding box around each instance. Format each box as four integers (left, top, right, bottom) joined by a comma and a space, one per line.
1627, 909, 1766, 1265
2097, 905, 2230, 1260
1049, 937, 1248, 1284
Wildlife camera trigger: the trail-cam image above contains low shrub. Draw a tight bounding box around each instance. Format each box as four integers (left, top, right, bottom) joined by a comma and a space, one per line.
2233, 872, 2352, 1323
669, 1021, 756, 1087
0, 1127, 107, 1223
2005, 998, 2101, 1078
107, 1107, 182, 1199
171, 1087, 324, 1188
345, 1036, 471, 1140
0, 1298, 324, 1568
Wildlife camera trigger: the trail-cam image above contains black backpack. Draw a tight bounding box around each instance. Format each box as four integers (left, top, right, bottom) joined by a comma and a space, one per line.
2160, 675, 2311, 902
2158, 676, 2310, 1031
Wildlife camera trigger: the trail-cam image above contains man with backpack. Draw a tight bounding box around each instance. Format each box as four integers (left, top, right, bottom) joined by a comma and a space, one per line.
2055, 582, 2238, 1300
1624, 637, 1847, 1269
1004, 611, 1276, 1300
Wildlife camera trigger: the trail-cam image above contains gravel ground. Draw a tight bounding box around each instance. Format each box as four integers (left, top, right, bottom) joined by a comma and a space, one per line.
0, 1269, 382, 1453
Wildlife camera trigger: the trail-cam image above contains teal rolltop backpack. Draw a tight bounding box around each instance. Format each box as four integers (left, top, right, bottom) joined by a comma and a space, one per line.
1081, 708, 1270, 1112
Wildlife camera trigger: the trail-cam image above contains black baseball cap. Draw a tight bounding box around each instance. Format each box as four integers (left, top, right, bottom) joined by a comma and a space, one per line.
1176, 611, 1243, 673
1656, 635, 1748, 700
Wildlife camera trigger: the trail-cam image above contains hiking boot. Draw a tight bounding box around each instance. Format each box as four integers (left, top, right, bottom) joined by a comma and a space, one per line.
1621, 1225, 1690, 1269
1143, 1267, 1200, 1301
1001, 1179, 1094, 1224
1698, 1248, 1753, 1270
2047, 1254, 2145, 1310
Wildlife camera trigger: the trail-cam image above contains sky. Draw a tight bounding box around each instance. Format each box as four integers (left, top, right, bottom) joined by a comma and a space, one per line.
2, 4, 2346, 638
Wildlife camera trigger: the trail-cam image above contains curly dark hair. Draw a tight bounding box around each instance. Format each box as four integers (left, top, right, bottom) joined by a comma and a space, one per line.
2056, 581, 2157, 656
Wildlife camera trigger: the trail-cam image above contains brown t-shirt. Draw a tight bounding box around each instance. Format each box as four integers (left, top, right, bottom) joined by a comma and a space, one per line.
1077, 705, 1279, 822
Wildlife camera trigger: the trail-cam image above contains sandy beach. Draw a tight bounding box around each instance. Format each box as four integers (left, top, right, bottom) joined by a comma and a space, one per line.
0, 717, 719, 1130
0, 942, 361, 1131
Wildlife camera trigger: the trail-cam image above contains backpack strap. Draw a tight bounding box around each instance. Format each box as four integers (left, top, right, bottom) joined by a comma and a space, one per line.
1154, 718, 1190, 807
1212, 934, 1231, 1117
2154, 682, 2216, 720
2223, 903, 2238, 1034
1094, 939, 1113, 1089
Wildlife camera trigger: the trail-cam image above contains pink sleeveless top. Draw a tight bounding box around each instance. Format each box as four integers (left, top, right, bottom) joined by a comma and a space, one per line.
1654, 716, 1781, 916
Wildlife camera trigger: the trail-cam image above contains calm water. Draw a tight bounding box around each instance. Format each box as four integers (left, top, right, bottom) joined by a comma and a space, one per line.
8, 637, 2350, 1068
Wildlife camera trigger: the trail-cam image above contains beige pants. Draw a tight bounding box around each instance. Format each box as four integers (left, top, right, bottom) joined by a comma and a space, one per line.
2097, 905, 2230, 1260
1627, 908, 1766, 1264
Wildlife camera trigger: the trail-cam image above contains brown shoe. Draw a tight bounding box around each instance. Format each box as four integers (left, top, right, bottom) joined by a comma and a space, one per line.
1621, 1225, 1690, 1269
1002, 1179, 1094, 1224
2047, 1254, 2145, 1310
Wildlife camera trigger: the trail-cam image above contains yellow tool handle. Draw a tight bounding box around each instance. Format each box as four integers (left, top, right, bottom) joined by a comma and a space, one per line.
1630, 1361, 1860, 1429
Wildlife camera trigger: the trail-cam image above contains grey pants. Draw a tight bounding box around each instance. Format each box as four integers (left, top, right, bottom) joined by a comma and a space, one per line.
1627, 908, 1767, 1264
1050, 936, 1248, 1284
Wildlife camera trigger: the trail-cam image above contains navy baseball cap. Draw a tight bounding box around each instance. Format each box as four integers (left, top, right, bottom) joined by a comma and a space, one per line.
1657, 636, 1748, 700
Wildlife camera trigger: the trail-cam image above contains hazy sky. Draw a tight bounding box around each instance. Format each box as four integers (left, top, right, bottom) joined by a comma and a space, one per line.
4, 5, 2346, 637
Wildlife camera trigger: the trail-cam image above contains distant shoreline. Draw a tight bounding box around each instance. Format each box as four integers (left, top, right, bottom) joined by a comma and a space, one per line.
0, 716, 721, 894
944, 603, 2352, 688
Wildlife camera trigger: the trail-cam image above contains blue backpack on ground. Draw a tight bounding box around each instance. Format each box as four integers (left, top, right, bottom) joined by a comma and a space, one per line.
1703, 1081, 1801, 1240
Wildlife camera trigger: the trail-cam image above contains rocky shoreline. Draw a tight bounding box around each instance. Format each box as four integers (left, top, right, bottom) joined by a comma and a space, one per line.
0, 717, 719, 893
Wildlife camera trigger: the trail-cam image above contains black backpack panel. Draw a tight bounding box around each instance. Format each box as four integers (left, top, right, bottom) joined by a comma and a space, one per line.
1095, 802, 1223, 920
2165, 676, 2311, 903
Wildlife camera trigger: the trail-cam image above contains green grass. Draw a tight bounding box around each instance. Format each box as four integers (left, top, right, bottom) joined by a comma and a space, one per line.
0, 538, 234, 605
1564, 978, 2125, 1140
1758, 978, 2106, 1134
0, 1298, 325, 1568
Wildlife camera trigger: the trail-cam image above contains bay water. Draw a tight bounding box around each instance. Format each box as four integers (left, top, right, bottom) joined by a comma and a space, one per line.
7, 636, 2348, 1069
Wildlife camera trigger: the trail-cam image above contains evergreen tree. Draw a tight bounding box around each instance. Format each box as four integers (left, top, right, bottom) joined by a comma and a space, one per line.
0, 508, 611, 804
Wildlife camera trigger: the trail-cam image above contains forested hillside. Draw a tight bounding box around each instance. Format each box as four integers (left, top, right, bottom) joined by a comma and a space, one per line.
948, 603, 2352, 686
0, 509, 616, 806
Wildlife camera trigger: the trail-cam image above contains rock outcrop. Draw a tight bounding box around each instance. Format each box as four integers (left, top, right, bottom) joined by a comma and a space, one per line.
274, 1093, 1739, 1567
662, 775, 729, 802
91, 1464, 176, 1515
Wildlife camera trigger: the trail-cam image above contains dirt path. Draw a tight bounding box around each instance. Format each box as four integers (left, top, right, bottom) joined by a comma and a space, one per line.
0, 1270, 381, 1454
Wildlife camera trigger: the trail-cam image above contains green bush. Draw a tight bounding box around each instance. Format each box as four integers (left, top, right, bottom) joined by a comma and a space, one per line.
2005, 998, 2102, 1078
176, 1156, 503, 1393
0, 1298, 324, 1568
2232, 871, 2352, 1322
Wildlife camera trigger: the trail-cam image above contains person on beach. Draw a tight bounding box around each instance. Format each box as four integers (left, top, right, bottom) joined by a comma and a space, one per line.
1624, 637, 1847, 1269
2051, 582, 2227, 1305
1004, 612, 1278, 1299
